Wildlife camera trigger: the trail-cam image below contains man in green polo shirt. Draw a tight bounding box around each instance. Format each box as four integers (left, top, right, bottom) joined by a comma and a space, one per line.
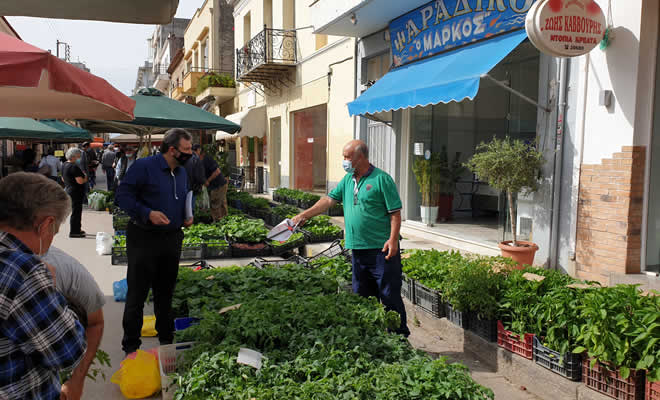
293, 140, 409, 336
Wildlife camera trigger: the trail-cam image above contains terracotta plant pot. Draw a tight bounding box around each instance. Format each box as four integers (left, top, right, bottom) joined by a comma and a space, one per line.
436, 194, 454, 222
498, 240, 539, 269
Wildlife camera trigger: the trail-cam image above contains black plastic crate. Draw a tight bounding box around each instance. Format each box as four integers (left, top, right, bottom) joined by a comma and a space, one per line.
413, 282, 443, 318
308, 240, 345, 261
468, 313, 498, 342
269, 213, 286, 228
180, 244, 204, 260
302, 229, 344, 244
533, 337, 582, 381
112, 214, 130, 231
111, 246, 127, 265
401, 275, 415, 303
271, 235, 306, 256
445, 303, 470, 329
203, 242, 231, 259
231, 243, 272, 258
298, 199, 318, 209
251, 255, 308, 269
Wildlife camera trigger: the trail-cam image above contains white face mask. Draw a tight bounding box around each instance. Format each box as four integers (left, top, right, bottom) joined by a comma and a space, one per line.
342, 159, 355, 174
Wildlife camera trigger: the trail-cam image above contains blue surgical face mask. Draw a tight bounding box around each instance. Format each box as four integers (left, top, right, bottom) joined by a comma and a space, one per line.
342, 159, 355, 174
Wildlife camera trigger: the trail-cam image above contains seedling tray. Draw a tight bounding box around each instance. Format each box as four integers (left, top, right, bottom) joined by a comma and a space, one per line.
203, 242, 232, 259
111, 246, 127, 265
401, 275, 415, 303
180, 244, 204, 261
302, 229, 344, 244
532, 336, 582, 381
445, 303, 470, 329
582, 358, 645, 400
497, 320, 534, 360
271, 235, 306, 256
468, 313, 497, 342
413, 281, 443, 318
231, 243, 272, 258
251, 255, 308, 269
646, 380, 660, 400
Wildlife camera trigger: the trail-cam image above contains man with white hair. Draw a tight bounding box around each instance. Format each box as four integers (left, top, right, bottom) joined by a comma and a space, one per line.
62, 148, 88, 238
0, 172, 87, 399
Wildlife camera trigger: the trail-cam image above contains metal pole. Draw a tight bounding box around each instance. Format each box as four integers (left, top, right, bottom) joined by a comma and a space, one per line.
481, 74, 551, 113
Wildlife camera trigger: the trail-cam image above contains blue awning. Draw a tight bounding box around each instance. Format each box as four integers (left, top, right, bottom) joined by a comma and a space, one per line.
348, 30, 528, 116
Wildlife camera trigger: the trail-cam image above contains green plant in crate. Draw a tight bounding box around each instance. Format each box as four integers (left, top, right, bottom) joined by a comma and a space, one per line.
113, 235, 126, 247
401, 249, 463, 291
272, 204, 299, 218
532, 285, 584, 356
217, 215, 268, 243
270, 232, 304, 247
309, 256, 352, 284
572, 285, 660, 380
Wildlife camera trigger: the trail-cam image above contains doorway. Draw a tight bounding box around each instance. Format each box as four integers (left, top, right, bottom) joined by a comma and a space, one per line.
293, 104, 327, 191
270, 117, 281, 188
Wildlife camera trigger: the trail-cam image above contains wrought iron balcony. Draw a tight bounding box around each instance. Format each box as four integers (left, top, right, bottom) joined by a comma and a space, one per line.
236, 27, 297, 86
153, 63, 170, 75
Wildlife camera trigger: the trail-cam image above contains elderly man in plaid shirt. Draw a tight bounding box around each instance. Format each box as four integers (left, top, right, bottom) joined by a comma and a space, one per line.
0, 173, 87, 399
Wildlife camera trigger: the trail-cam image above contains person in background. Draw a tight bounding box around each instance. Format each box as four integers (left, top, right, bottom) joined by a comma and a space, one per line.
0, 172, 87, 399
79, 143, 90, 202
115, 129, 193, 356
193, 145, 228, 221
22, 147, 38, 172
115, 146, 137, 187
85, 144, 98, 190
62, 148, 88, 238
185, 144, 207, 195
42, 246, 105, 400
292, 140, 410, 337
39, 147, 63, 183
101, 144, 117, 192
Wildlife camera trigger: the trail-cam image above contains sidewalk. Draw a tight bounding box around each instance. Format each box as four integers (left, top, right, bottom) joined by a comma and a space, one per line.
54, 172, 539, 399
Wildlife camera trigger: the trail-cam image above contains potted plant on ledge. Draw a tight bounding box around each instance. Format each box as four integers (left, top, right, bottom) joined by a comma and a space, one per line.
466, 137, 544, 267
433, 146, 467, 222
412, 156, 438, 226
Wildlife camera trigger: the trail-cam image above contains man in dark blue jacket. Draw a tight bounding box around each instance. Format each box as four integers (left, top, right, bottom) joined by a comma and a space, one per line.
115, 128, 194, 355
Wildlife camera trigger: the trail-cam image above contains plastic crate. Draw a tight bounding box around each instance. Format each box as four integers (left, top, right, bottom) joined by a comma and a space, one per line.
112, 215, 130, 231
302, 229, 344, 244
533, 336, 582, 381
468, 313, 498, 342
583, 358, 645, 400
111, 246, 127, 265
159, 342, 196, 400
413, 281, 443, 318
180, 244, 204, 260
174, 317, 201, 331
497, 320, 534, 360
203, 242, 231, 259
231, 243, 272, 258
647, 380, 660, 400
269, 213, 285, 228
446, 303, 470, 329
114, 229, 126, 236
271, 237, 306, 256
308, 240, 345, 261
401, 275, 415, 303
251, 255, 308, 269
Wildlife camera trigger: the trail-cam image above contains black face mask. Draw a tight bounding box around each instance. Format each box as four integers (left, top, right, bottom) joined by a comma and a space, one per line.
174, 149, 193, 165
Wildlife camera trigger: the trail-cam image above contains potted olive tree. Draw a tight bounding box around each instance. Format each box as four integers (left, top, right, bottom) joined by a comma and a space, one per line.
433, 146, 467, 222
465, 137, 545, 267
412, 156, 438, 226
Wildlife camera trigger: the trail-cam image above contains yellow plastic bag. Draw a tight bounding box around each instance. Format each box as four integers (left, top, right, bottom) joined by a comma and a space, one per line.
141, 315, 157, 337
111, 350, 161, 399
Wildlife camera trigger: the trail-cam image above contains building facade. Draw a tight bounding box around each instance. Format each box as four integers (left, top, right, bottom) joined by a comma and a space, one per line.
228, 0, 356, 193
311, 0, 660, 287
151, 18, 189, 93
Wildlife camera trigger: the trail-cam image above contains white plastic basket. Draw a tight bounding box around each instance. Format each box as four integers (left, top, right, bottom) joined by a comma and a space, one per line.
158, 341, 195, 400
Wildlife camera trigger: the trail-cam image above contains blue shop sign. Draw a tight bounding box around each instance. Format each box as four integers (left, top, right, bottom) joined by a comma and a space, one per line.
390, 0, 536, 68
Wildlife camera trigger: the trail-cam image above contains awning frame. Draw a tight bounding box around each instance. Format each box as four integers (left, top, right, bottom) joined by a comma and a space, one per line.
481, 74, 551, 113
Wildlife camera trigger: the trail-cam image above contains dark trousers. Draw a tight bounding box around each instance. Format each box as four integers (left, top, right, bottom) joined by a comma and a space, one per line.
122, 222, 183, 353
67, 190, 83, 234
352, 248, 410, 336
103, 166, 115, 191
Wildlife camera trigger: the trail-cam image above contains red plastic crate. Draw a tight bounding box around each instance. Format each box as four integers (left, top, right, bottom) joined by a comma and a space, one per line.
647, 380, 660, 400
582, 358, 645, 400
497, 320, 534, 360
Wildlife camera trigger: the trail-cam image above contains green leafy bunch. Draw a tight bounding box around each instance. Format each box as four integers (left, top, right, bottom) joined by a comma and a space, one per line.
272, 204, 299, 218
532, 285, 584, 355
217, 215, 268, 243
270, 232, 304, 247
309, 256, 352, 284
401, 250, 464, 291
195, 72, 235, 95
113, 235, 126, 247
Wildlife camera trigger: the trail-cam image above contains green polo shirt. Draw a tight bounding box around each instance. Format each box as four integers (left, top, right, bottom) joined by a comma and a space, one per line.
328, 165, 402, 250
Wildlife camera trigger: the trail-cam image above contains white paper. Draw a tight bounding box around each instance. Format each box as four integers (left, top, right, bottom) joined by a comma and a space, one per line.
266, 218, 296, 241
237, 348, 263, 370
185, 191, 194, 220
414, 142, 424, 156
307, 138, 314, 143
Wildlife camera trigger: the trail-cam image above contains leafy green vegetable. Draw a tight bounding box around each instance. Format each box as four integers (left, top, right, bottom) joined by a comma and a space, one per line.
217, 215, 268, 243
270, 232, 304, 247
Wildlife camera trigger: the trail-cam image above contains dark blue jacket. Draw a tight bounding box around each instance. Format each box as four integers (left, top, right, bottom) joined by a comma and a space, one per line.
115, 154, 188, 231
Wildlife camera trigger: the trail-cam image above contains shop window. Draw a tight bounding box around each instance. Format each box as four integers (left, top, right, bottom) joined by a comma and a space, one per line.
243, 12, 251, 44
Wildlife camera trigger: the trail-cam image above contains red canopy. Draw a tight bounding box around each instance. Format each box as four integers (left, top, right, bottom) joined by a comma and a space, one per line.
0, 32, 135, 120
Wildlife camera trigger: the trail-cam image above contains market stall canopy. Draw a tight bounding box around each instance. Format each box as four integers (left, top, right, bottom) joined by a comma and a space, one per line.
215, 106, 265, 140
347, 30, 528, 116
0, 118, 92, 141
112, 133, 166, 143
0, 32, 136, 120
0, 0, 178, 24
80, 88, 241, 134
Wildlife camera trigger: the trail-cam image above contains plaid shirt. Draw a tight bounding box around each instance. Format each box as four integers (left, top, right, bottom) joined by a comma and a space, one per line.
0, 232, 86, 399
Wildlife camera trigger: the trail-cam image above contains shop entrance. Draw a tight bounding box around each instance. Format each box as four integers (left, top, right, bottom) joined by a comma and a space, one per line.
269, 117, 281, 188
405, 41, 540, 246
293, 104, 327, 191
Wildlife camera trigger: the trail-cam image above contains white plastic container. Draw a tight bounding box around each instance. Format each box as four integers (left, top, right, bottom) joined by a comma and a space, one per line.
158, 342, 195, 400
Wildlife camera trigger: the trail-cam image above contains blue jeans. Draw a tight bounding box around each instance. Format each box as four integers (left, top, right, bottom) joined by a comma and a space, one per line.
351, 248, 410, 336
103, 166, 115, 191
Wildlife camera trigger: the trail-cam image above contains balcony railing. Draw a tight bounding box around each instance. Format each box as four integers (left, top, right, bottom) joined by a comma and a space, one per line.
236, 27, 297, 84
183, 67, 234, 95
153, 63, 170, 75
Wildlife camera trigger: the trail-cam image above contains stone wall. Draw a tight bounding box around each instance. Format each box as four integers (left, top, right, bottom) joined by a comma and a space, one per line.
575, 146, 646, 284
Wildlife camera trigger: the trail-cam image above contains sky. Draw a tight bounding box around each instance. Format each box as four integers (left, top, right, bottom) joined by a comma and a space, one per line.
6, 0, 205, 96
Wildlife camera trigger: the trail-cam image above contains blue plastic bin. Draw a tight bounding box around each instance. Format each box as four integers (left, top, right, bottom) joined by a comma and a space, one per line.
174, 317, 201, 331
